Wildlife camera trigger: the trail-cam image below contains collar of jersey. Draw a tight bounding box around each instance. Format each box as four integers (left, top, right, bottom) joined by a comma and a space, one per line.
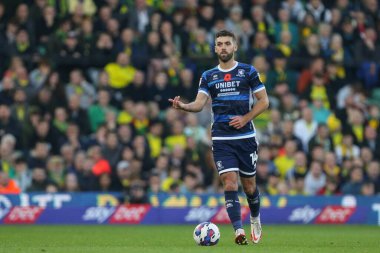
217, 61, 238, 72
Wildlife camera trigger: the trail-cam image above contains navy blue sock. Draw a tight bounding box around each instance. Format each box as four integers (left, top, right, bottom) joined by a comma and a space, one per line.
246, 186, 260, 218
224, 191, 242, 231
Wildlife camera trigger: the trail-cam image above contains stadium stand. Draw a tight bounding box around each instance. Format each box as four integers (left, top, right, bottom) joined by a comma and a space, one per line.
0, 0, 379, 203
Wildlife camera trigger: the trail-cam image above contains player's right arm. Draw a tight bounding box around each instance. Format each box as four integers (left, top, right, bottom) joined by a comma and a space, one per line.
168, 92, 208, 112
169, 72, 209, 112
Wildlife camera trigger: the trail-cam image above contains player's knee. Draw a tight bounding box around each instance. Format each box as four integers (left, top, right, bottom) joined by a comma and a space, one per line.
222, 179, 238, 191
220, 172, 238, 191
242, 180, 256, 195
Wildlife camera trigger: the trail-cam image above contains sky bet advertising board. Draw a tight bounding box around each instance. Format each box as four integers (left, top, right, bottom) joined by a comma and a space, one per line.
0, 193, 380, 225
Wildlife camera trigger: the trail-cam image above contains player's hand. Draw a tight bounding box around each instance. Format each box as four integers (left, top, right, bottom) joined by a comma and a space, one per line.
168, 96, 184, 110
229, 116, 248, 129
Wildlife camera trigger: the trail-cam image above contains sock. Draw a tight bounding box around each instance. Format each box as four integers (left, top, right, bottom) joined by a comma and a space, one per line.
246, 186, 260, 218
224, 191, 242, 231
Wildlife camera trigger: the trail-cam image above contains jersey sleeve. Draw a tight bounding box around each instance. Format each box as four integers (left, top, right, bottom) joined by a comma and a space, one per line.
249, 66, 265, 93
198, 72, 209, 96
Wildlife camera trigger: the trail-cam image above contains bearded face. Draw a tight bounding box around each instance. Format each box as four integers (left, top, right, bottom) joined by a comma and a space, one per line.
217, 50, 234, 63
214, 36, 237, 63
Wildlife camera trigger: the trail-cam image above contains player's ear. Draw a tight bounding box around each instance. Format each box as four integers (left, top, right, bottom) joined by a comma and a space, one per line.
234, 41, 238, 52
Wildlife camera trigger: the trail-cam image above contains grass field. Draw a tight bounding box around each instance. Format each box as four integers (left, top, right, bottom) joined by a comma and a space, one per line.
0, 225, 379, 253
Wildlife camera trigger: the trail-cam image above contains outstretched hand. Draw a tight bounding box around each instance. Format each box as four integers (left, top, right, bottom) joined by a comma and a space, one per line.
168, 96, 184, 110
229, 116, 248, 129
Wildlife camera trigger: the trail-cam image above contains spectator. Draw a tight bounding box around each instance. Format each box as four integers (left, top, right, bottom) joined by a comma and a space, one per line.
73, 152, 97, 191
10, 88, 29, 124
0, 103, 21, 141
308, 124, 334, 152
67, 0, 96, 17
294, 107, 318, 151
128, 0, 153, 34
128, 180, 149, 204
274, 140, 297, 178
47, 155, 66, 189
287, 151, 308, 182
29, 59, 51, 89
147, 172, 162, 194
341, 166, 364, 195
13, 156, 32, 192
105, 52, 136, 89
67, 94, 91, 135
97, 172, 112, 192
63, 172, 80, 192
366, 161, 380, 193
90, 33, 114, 70
44, 71, 67, 108
165, 120, 187, 151
298, 0, 332, 24
281, 0, 304, 23
178, 69, 197, 102
27, 167, 49, 192
317, 176, 340, 195
363, 125, 380, 158
149, 72, 174, 110
304, 160, 326, 195
35, 5, 58, 45
88, 89, 117, 132
55, 31, 84, 79
102, 131, 122, 169
0, 170, 21, 194
274, 8, 299, 49
266, 50, 297, 93
335, 133, 360, 163
125, 70, 148, 102
323, 152, 341, 180
65, 69, 96, 109
146, 121, 163, 159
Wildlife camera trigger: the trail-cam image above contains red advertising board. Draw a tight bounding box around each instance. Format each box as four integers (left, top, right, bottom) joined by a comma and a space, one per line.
109, 204, 150, 224
3, 207, 44, 224
315, 206, 356, 224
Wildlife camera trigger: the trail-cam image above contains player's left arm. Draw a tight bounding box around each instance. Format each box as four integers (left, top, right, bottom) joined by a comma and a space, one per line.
229, 89, 269, 129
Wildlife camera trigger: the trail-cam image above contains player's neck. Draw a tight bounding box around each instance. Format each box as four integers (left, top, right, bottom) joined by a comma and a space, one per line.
218, 60, 237, 71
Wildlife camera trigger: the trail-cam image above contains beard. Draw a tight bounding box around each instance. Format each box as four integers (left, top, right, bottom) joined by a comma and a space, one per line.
217, 51, 234, 63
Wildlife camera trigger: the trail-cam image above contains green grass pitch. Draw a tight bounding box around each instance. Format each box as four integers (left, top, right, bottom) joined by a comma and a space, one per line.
0, 225, 379, 253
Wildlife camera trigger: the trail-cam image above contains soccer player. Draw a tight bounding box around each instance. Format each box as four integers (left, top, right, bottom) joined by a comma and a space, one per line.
169, 30, 269, 245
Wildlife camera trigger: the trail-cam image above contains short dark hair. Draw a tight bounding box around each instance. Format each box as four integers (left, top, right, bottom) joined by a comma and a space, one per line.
215, 30, 236, 42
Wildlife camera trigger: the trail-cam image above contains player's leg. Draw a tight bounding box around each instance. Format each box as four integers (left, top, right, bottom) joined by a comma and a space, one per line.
213, 140, 248, 245
219, 172, 247, 245
241, 176, 262, 244
238, 138, 262, 244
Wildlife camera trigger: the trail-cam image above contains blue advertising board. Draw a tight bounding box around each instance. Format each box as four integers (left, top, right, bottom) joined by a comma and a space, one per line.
0, 193, 379, 225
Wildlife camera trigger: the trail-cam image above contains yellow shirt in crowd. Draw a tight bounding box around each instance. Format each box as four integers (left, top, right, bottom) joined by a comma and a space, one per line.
105, 63, 136, 89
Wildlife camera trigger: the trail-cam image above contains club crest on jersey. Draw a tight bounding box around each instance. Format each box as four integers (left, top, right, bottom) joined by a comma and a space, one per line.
216, 161, 224, 169
224, 74, 231, 81
237, 69, 245, 77
213, 74, 218, 80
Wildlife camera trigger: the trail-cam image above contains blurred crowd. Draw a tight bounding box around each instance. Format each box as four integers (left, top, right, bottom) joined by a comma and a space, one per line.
0, 0, 379, 202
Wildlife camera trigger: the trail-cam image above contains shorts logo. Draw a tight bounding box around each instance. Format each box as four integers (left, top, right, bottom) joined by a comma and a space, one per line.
216, 161, 224, 170
213, 74, 218, 80
237, 69, 245, 77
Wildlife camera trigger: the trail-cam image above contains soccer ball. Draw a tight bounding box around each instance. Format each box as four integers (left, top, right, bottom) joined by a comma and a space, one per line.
193, 222, 220, 246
